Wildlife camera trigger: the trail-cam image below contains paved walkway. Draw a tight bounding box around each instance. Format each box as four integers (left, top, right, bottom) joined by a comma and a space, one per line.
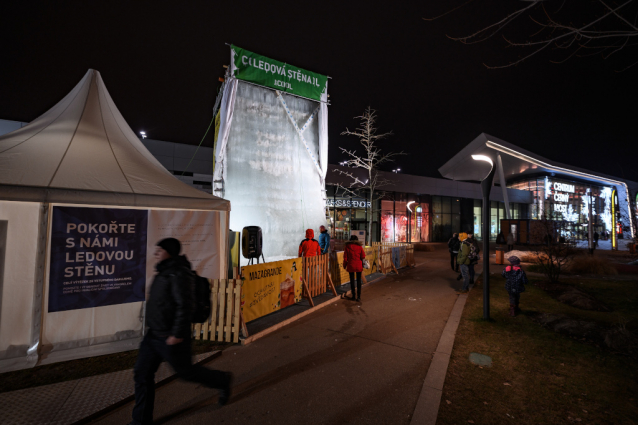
90, 247, 470, 425
0, 351, 219, 425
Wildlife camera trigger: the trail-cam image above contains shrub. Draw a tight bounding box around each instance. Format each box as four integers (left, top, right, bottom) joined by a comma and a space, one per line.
569, 256, 619, 275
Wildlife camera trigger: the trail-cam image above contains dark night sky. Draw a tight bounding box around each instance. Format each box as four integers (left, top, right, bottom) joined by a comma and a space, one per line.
1, 2, 637, 181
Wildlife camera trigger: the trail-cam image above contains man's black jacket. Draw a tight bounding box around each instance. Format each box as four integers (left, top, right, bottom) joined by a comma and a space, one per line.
146, 255, 193, 339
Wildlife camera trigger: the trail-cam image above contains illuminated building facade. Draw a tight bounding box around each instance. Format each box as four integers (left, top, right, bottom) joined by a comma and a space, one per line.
439, 133, 638, 248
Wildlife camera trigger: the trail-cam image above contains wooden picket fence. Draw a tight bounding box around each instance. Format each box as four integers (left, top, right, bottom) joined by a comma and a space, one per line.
301, 254, 337, 307
192, 279, 243, 343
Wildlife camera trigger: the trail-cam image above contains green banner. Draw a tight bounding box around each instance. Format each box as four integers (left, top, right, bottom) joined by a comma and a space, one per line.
231, 45, 327, 102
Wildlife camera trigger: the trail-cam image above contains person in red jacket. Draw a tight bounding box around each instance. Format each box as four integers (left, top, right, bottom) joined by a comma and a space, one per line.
299, 229, 322, 257
343, 234, 366, 302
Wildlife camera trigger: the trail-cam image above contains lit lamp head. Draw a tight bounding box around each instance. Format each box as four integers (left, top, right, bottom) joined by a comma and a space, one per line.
471, 154, 494, 180
471, 154, 493, 167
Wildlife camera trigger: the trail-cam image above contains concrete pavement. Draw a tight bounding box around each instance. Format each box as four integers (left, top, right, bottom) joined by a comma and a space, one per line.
91, 247, 468, 425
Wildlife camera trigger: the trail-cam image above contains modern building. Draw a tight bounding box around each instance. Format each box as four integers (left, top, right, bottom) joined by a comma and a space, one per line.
325, 164, 532, 243
439, 133, 637, 248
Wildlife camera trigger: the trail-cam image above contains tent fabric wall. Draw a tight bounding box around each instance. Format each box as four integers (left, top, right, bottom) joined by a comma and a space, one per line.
0, 70, 231, 371
0, 201, 42, 372
37, 205, 228, 368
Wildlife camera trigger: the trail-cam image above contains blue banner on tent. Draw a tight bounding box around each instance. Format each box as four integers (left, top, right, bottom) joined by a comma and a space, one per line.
48, 206, 148, 313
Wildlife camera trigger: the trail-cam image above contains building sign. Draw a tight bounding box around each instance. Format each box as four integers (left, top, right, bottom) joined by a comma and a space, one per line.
548, 180, 574, 210
553, 182, 575, 193
231, 45, 328, 102
48, 206, 147, 313
327, 199, 371, 208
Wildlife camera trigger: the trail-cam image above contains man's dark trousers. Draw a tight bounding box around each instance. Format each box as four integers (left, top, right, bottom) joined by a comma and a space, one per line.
450, 252, 458, 271
132, 331, 226, 424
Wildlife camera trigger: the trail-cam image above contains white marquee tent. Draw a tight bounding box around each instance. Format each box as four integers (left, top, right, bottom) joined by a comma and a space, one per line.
0, 69, 230, 372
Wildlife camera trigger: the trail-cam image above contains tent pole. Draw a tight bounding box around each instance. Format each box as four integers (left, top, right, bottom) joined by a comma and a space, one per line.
32, 203, 50, 367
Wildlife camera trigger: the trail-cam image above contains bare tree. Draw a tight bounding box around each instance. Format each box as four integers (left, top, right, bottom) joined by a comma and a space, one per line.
334, 107, 404, 245
426, 1, 638, 70
529, 211, 576, 282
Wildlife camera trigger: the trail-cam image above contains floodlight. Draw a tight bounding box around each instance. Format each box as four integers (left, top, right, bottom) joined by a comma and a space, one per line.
471, 155, 493, 166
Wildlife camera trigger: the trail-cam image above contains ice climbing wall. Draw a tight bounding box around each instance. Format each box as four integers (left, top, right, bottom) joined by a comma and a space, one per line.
224, 81, 325, 261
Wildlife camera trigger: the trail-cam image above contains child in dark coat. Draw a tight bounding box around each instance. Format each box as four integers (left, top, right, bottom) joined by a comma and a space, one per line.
501, 256, 528, 317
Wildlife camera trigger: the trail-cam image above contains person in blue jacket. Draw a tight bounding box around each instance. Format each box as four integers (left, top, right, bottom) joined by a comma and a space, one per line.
318, 225, 331, 255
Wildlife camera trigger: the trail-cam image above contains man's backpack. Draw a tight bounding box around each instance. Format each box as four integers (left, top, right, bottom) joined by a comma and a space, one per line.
191, 272, 212, 323
468, 243, 480, 263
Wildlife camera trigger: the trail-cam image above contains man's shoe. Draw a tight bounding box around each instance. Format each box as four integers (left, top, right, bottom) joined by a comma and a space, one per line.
356, 297, 361, 302
218, 372, 233, 406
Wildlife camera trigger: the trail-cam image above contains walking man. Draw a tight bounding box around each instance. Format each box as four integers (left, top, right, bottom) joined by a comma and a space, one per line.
456, 237, 472, 294
131, 238, 232, 425
466, 234, 480, 284
447, 233, 460, 272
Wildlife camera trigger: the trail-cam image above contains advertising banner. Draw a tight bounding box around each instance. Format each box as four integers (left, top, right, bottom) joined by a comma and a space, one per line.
231, 45, 328, 102
241, 258, 302, 323
48, 206, 147, 313
146, 210, 223, 289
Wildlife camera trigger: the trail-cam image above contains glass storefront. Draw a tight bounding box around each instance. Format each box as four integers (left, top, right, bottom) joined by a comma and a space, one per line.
325, 186, 379, 245
509, 177, 613, 240
326, 185, 528, 243
380, 197, 430, 243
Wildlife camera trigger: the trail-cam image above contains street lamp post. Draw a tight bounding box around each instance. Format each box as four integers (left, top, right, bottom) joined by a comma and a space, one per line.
472, 155, 496, 320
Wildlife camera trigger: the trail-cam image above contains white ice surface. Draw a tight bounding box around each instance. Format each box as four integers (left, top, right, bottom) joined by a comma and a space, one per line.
224, 82, 326, 264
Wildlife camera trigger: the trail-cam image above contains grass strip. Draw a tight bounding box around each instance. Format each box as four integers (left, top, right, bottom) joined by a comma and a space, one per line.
438, 274, 638, 425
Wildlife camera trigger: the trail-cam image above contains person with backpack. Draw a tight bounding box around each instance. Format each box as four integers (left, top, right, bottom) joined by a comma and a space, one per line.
447, 233, 460, 272
343, 234, 366, 302
466, 234, 480, 284
131, 238, 232, 425
299, 229, 322, 257
502, 255, 529, 317
455, 238, 472, 294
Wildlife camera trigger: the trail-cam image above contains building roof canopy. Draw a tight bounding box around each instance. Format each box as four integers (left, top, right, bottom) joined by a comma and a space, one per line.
438, 133, 638, 191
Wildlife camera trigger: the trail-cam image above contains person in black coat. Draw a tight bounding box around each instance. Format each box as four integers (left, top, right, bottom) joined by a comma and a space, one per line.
447, 233, 460, 272
131, 238, 232, 425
